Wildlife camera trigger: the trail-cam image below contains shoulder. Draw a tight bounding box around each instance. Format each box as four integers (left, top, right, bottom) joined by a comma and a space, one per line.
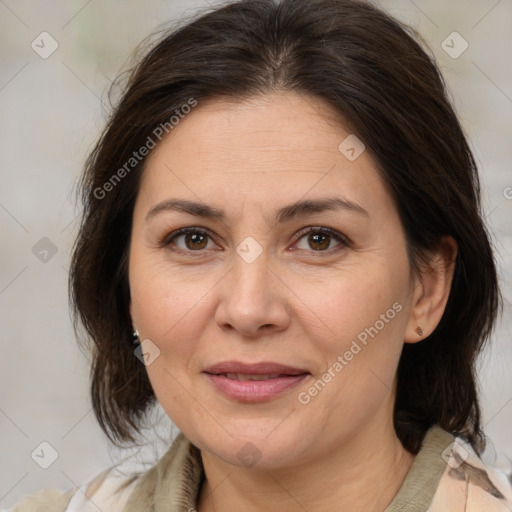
428, 432, 512, 511
4, 488, 78, 512
4, 433, 197, 512
4, 466, 141, 512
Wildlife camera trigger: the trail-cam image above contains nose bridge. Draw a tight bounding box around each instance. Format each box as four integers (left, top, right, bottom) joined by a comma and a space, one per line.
230, 229, 271, 296
215, 246, 290, 336
232, 249, 270, 295
229, 248, 274, 313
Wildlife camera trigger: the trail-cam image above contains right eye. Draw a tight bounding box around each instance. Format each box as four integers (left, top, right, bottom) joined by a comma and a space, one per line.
163, 227, 218, 252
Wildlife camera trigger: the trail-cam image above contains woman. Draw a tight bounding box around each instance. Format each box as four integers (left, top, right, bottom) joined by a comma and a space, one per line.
9, 0, 511, 510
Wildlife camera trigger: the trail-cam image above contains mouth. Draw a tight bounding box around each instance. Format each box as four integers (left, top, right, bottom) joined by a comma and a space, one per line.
203, 361, 310, 402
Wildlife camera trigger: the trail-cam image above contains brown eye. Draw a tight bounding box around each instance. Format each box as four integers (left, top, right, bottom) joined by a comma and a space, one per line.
164, 228, 214, 252
294, 227, 348, 253
183, 232, 208, 250
308, 232, 331, 250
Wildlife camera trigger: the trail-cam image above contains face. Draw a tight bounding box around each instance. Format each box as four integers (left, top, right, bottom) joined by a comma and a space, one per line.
129, 92, 418, 469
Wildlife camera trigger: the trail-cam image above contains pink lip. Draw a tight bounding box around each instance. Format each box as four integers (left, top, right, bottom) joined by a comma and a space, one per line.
205, 374, 309, 402
203, 361, 310, 403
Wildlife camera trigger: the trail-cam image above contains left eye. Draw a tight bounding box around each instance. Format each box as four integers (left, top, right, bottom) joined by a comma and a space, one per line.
293, 228, 347, 252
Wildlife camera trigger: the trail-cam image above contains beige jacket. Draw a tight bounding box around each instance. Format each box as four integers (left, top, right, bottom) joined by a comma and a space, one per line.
7, 426, 512, 511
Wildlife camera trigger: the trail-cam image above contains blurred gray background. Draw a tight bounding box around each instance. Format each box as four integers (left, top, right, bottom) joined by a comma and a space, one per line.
1, 0, 511, 507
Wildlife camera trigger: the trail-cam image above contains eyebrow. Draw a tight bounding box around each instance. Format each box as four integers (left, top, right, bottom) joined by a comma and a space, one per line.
145, 196, 369, 224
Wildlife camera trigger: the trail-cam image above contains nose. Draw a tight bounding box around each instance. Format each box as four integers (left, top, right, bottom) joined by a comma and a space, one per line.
214, 253, 291, 338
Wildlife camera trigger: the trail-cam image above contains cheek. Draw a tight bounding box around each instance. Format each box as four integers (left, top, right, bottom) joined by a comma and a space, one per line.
303, 279, 406, 413
129, 253, 213, 365
129, 265, 211, 425
298, 260, 410, 394
130, 245, 206, 323
300, 263, 408, 340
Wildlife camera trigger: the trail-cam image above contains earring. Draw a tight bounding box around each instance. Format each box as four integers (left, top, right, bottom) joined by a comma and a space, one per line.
416, 326, 423, 336
132, 329, 141, 346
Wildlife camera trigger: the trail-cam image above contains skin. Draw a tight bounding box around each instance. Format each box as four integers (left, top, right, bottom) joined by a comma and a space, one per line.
128, 91, 457, 512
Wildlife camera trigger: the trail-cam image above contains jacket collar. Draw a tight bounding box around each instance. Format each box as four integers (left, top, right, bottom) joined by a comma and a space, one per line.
124, 427, 456, 512
125, 432, 204, 512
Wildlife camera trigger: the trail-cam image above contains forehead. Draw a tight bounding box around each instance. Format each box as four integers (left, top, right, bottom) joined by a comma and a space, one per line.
136, 92, 393, 220
146, 92, 349, 170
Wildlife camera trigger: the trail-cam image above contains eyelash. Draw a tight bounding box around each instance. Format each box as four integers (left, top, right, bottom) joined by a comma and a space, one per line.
161, 226, 350, 256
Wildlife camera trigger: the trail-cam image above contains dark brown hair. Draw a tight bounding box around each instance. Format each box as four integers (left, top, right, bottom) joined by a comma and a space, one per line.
70, 0, 501, 454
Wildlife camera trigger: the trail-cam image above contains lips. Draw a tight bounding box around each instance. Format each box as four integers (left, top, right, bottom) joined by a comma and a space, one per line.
203, 361, 310, 402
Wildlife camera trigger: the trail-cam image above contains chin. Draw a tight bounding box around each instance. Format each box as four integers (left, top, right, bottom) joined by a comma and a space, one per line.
194, 424, 312, 470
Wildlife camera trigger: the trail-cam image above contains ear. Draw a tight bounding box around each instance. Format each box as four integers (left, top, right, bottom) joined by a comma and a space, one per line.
404, 236, 458, 343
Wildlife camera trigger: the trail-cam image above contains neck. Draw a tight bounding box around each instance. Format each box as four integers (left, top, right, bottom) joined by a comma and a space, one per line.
197, 415, 415, 512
